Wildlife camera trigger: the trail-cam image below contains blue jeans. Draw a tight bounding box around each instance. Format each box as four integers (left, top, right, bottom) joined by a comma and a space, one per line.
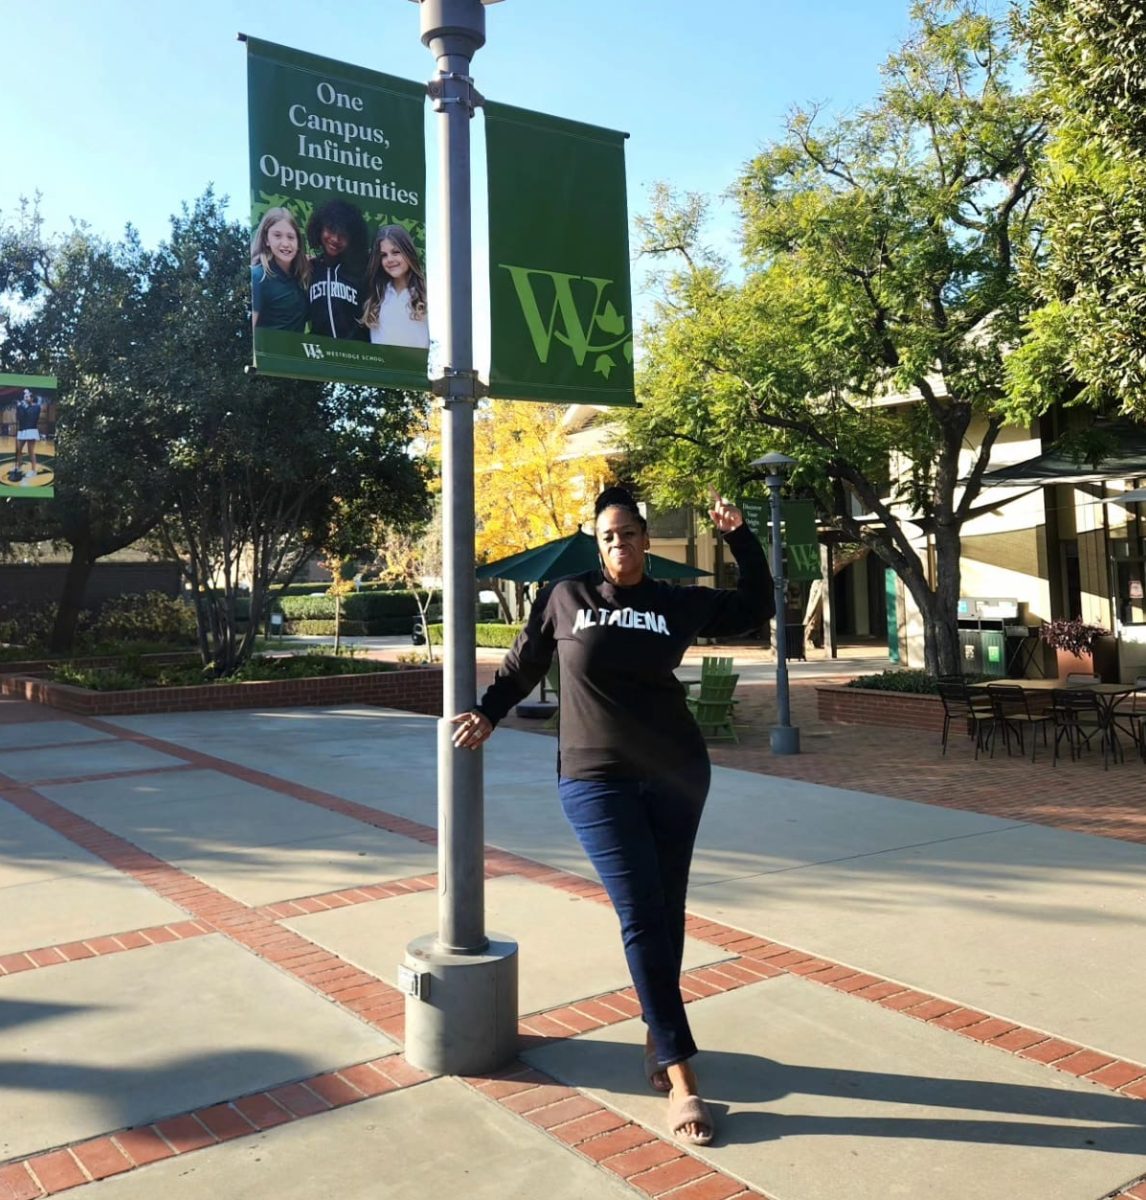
558, 762, 710, 1068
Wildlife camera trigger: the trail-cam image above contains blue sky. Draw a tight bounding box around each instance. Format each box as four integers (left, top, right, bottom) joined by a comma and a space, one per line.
4, 0, 914, 353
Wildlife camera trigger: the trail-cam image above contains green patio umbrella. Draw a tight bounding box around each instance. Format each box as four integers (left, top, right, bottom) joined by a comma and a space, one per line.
475, 531, 711, 583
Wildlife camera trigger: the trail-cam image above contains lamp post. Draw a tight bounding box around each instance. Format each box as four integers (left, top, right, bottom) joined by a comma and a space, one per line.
750, 453, 801, 755
402, 0, 518, 1077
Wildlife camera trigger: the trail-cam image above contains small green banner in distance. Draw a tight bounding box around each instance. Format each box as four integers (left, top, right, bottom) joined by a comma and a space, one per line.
0, 374, 58, 501
245, 38, 429, 387
741, 496, 820, 582
485, 101, 635, 407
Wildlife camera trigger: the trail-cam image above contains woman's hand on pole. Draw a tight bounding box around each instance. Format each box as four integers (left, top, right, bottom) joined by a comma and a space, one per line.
708, 486, 744, 534
451, 709, 493, 750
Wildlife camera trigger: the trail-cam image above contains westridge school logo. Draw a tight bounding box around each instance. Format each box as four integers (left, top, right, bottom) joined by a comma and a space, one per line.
499, 264, 634, 381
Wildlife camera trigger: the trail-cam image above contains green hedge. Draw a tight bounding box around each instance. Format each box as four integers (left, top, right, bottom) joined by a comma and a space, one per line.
276, 592, 436, 620
284, 619, 369, 637
427, 622, 522, 649
845, 670, 937, 693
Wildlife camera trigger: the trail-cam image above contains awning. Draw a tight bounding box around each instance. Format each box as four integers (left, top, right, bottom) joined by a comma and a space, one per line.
979, 421, 1146, 488
476, 531, 712, 584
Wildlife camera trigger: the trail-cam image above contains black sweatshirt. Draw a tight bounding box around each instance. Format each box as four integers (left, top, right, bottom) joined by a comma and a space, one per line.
476, 524, 774, 780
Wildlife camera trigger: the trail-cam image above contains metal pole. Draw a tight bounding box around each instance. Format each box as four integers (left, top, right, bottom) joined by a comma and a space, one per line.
403, 0, 517, 1077
767, 472, 801, 754
431, 12, 483, 957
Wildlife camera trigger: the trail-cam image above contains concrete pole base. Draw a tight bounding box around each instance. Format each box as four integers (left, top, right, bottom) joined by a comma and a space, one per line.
402, 932, 519, 1076
770, 725, 801, 755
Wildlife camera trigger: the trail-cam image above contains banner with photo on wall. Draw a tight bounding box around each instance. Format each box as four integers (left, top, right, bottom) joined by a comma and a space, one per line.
485, 102, 636, 407
245, 38, 428, 387
0, 374, 58, 500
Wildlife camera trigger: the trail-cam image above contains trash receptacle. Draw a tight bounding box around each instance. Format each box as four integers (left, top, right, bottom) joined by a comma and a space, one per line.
959, 628, 982, 673
411, 618, 426, 646
784, 623, 806, 661
980, 629, 1006, 677
267, 611, 284, 638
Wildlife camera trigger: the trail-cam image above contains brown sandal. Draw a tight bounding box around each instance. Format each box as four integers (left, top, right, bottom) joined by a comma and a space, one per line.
668, 1091, 714, 1146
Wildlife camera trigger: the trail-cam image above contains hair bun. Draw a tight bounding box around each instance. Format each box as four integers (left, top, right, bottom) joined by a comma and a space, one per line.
594, 485, 639, 516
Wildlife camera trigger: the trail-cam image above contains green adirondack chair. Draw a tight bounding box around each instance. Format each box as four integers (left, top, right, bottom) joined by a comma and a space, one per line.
686, 672, 739, 742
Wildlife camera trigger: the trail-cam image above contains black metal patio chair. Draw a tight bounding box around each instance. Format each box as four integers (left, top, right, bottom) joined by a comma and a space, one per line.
1051, 688, 1111, 769
937, 680, 992, 759
986, 683, 1053, 762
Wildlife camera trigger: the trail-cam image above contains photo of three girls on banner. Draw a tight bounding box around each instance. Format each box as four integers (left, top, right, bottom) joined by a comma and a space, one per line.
250, 199, 428, 349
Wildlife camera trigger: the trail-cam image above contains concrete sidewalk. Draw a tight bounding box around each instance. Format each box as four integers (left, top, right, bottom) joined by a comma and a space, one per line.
0, 694, 1144, 1200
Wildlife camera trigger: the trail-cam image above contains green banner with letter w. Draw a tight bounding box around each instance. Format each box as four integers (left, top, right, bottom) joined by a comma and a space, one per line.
485, 102, 635, 406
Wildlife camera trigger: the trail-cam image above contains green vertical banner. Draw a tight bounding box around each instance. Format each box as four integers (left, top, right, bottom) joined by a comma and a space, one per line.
1, 374, 58, 500
485, 102, 635, 406
741, 497, 820, 581
245, 38, 428, 387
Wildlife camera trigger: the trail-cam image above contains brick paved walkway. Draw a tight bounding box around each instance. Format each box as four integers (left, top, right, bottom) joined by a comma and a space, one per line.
488, 662, 1146, 848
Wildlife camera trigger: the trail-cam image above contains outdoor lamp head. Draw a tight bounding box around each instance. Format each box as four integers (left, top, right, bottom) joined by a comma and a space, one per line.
750, 451, 796, 488
408, 0, 503, 55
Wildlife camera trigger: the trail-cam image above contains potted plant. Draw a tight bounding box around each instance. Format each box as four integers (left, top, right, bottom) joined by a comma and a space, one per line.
1039, 617, 1111, 680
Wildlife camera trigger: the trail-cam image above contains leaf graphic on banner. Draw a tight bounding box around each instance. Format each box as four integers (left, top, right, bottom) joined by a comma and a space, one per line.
595, 354, 615, 379
623, 340, 633, 363
595, 302, 626, 336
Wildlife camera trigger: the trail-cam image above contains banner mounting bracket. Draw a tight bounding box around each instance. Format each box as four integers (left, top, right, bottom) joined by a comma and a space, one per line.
432, 368, 487, 403
427, 74, 485, 115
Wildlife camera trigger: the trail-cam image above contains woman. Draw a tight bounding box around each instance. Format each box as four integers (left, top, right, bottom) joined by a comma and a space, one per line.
10, 389, 42, 480
361, 224, 429, 349
250, 207, 308, 332
305, 199, 369, 340
452, 485, 773, 1145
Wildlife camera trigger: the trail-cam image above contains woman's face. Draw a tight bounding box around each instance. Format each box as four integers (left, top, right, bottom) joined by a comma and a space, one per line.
267, 219, 298, 270
596, 506, 649, 587
321, 226, 348, 259
379, 238, 411, 284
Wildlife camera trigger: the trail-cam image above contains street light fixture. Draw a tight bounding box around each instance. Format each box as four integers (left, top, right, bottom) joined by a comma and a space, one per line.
749, 452, 801, 755
402, 0, 518, 1078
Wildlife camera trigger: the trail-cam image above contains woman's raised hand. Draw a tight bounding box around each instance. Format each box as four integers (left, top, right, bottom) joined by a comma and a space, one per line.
707, 486, 744, 534
451, 709, 493, 750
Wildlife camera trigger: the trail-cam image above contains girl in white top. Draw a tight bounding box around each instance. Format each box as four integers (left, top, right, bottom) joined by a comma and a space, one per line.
362, 224, 429, 349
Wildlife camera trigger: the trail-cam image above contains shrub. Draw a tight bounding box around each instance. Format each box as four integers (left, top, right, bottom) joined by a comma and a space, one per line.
49, 651, 395, 690
427, 622, 522, 649
844, 669, 939, 694
1038, 617, 1109, 656
51, 665, 148, 691
284, 619, 369, 637
89, 592, 198, 646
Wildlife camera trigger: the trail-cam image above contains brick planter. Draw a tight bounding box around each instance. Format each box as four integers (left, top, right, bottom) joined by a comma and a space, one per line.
0, 666, 443, 717
816, 684, 945, 733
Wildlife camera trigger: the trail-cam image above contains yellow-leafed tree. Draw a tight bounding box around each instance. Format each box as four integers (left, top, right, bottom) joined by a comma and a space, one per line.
471, 401, 613, 563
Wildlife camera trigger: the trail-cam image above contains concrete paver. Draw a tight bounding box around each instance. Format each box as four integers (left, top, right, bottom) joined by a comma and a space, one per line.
283, 875, 730, 1016
1, 688, 1144, 1200
81, 1078, 639, 1200
0, 804, 189, 954
0, 935, 389, 1161
0, 721, 111, 752
694, 821, 1146, 1064
40, 769, 438, 905
0, 739, 183, 783
527, 978, 1146, 1200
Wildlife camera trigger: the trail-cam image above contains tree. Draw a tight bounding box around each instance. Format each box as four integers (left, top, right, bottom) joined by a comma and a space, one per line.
370, 501, 443, 661
1010, 0, 1146, 419
626, 0, 1045, 675
141, 195, 430, 676
472, 400, 612, 559
0, 201, 174, 649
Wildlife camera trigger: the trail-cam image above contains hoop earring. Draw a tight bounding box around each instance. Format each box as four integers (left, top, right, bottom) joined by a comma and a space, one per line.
644, 551, 653, 578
